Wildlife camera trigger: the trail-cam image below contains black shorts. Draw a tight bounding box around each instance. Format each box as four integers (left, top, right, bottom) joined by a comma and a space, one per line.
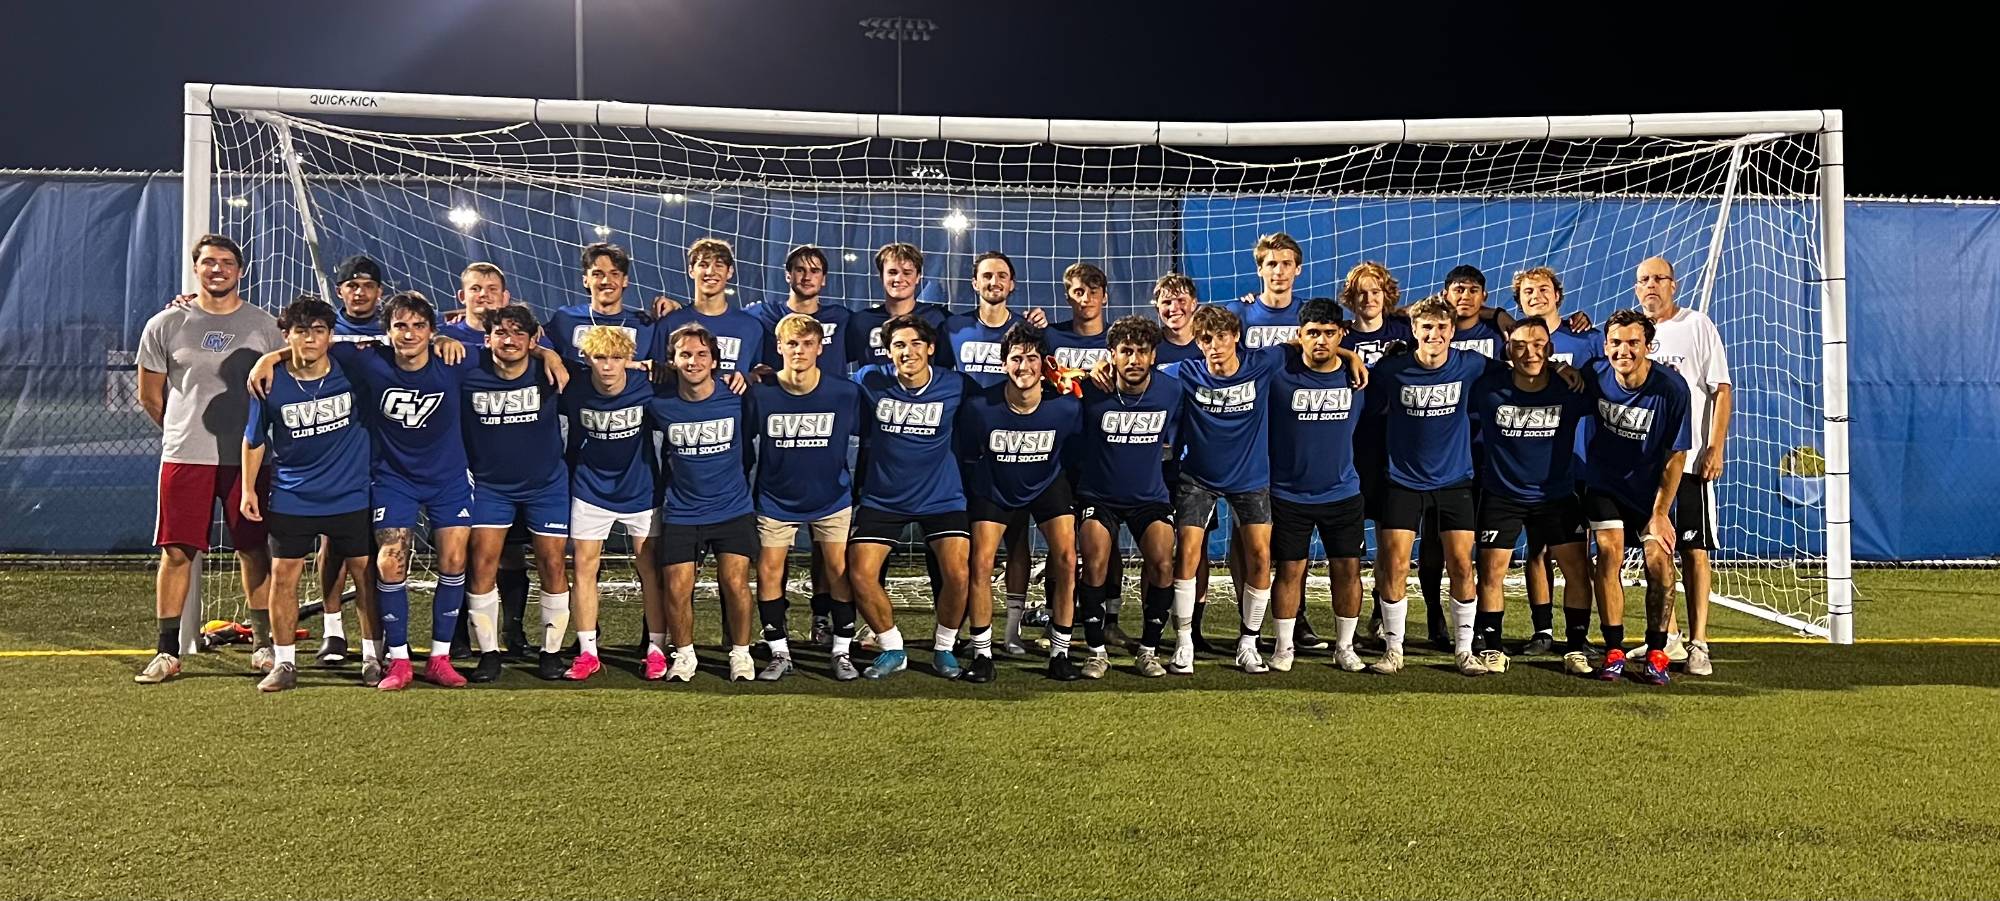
1077, 497, 1175, 538
1380, 482, 1477, 533
267, 509, 372, 561
850, 505, 971, 545
1673, 477, 1718, 552
1478, 493, 1587, 551
969, 476, 1076, 529
1271, 494, 1367, 562
1161, 459, 1217, 531
658, 513, 758, 565
1173, 476, 1273, 531
1581, 488, 1655, 549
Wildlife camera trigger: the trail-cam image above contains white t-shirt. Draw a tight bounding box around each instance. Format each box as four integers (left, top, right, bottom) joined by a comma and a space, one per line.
1648, 306, 1731, 475
136, 301, 282, 465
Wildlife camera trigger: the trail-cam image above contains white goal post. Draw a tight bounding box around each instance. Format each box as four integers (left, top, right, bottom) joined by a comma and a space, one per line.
179, 82, 1853, 646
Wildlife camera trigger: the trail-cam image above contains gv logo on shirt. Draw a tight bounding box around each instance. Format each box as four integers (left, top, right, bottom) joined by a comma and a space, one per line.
1054, 346, 1111, 370
380, 389, 444, 428
1099, 410, 1165, 443
1194, 383, 1258, 410
876, 399, 943, 428
715, 336, 742, 364
1244, 325, 1297, 348
1400, 383, 1461, 413
201, 331, 235, 352
767, 412, 836, 438
988, 429, 1056, 455
282, 394, 353, 429
1452, 338, 1497, 358
471, 388, 542, 415
958, 341, 1004, 370
667, 418, 736, 454
581, 406, 644, 439
1596, 399, 1658, 440
1291, 388, 1353, 414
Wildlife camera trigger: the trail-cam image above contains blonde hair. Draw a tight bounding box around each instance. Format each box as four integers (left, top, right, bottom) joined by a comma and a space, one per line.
461, 261, 506, 289
577, 324, 635, 358
875, 242, 923, 274
1512, 266, 1564, 301
687, 237, 735, 269
1339, 261, 1400, 314
774, 313, 825, 342
1253, 232, 1303, 266
1406, 295, 1454, 324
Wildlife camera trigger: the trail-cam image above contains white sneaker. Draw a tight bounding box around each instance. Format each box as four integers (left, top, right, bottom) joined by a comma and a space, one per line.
1080, 654, 1111, 680
1268, 647, 1295, 672
1563, 650, 1594, 675
1367, 648, 1404, 674
1168, 639, 1195, 675
134, 652, 181, 684
1479, 649, 1510, 674
728, 648, 755, 682
666, 650, 698, 682
1686, 640, 1713, 676
1455, 650, 1489, 676
1333, 645, 1366, 672
250, 645, 275, 673
1235, 646, 1269, 674
1665, 631, 1690, 663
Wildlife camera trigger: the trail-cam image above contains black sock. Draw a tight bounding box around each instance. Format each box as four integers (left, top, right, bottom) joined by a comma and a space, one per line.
810, 593, 833, 620
1563, 606, 1591, 652
1475, 609, 1503, 653
497, 568, 530, 634
451, 596, 471, 647
1603, 624, 1626, 653
1424, 596, 1445, 635
1141, 584, 1172, 648
924, 547, 943, 605
758, 596, 789, 643
1645, 629, 1668, 655
248, 608, 273, 649
157, 617, 181, 656
1191, 598, 1209, 635
1530, 602, 1553, 635
830, 598, 857, 639
1079, 582, 1107, 649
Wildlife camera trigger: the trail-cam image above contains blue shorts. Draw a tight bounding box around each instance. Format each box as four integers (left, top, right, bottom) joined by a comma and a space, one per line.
470, 477, 570, 537
371, 471, 475, 532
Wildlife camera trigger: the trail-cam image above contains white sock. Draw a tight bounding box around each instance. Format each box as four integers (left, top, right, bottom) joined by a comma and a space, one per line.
274, 644, 296, 666
1004, 593, 1026, 642
1172, 578, 1197, 638
1454, 599, 1478, 655
647, 632, 667, 655
972, 629, 993, 658
1050, 632, 1072, 658
1381, 598, 1408, 652
322, 612, 345, 640
1242, 585, 1271, 633
467, 589, 501, 653
877, 626, 904, 653
768, 637, 790, 658
578, 629, 598, 657
1275, 618, 1296, 655
361, 638, 381, 663
675, 644, 695, 660
540, 591, 571, 654
1335, 615, 1359, 650
833, 634, 853, 656
933, 625, 958, 653
388, 644, 410, 660
732, 644, 751, 658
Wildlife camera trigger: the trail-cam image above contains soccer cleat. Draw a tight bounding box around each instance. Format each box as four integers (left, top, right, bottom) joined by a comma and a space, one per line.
643, 648, 669, 681
315, 635, 349, 666
830, 653, 861, 682
863, 649, 907, 680
1168, 640, 1195, 675
932, 649, 963, 679
251, 645, 276, 674
857, 625, 881, 653
757, 655, 793, 682
564, 652, 602, 682
960, 655, 995, 683
1004, 636, 1049, 657
1562, 650, 1594, 676
1455, 651, 1490, 676
1479, 649, 1511, 674
377, 658, 414, 691
1268, 647, 1295, 673
1295, 626, 1329, 652
133, 653, 181, 684
1367, 648, 1405, 675
666, 650, 699, 682
537, 651, 567, 681
361, 658, 385, 688
1686, 640, 1714, 676
1519, 632, 1556, 657
501, 628, 533, 661
1664, 632, 1689, 663
1235, 646, 1270, 674
1427, 627, 1453, 653
728, 648, 756, 682
1046, 654, 1081, 681
257, 661, 298, 692
1638, 649, 1672, 685
1596, 648, 1628, 681
1104, 624, 1138, 651
1135, 650, 1167, 678
1080, 654, 1111, 680
1333, 645, 1366, 673
468, 651, 503, 683
424, 655, 468, 687
810, 616, 833, 648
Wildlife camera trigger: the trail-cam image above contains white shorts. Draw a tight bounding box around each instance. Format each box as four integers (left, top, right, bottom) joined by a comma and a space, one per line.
757, 508, 854, 548
570, 498, 657, 542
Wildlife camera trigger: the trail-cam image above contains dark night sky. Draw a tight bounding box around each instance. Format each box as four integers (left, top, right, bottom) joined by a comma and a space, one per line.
0, 0, 1974, 197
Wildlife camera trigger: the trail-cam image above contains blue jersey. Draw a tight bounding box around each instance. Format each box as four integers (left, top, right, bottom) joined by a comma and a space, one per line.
1583, 359, 1692, 512
1074, 374, 1183, 507
940, 310, 1021, 387
1549, 324, 1604, 367
1342, 315, 1413, 368
746, 299, 851, 376
562, 374, 657, 514
956, 385, 1082, 509
1163, 347, 1281, 494
1268, 348, 1362, 504
745, 376, 865, 522
1241, 300, 1300, 351
435, 318, 486, 348
1472, 371, 1593, 504
245, 360, 372, 516
460, 358, 564, 498
658, 306, 764, 375
1155, 335, 1202, 367
1451, 316, 1505, 360
1046, 320, 1112, 372
849, 302, 953, 368
333, 309, 382, 343
549, 303, 655, 369
648, 380, 754, 525
1376, 349, 1506, 491
853, 364, 971, 515
331, 342, 475, 487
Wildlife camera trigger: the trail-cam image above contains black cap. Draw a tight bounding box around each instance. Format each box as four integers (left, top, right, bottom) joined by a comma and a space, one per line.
334, 255, 385, 286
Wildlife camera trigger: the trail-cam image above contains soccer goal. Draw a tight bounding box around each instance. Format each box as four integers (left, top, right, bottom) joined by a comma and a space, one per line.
177, 83, 1854, 645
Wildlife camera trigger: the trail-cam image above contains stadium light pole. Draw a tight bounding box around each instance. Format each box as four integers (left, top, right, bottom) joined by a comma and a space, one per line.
858, 16, 936, 114
574, 0, 585, 99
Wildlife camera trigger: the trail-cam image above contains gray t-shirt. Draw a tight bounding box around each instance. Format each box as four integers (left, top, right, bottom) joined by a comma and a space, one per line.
136, 301, 282, 465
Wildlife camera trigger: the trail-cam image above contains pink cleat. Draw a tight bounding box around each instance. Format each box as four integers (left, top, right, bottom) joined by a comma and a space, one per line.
643, 648, 668, 681
423, 655, 467, 688
377, 658, 414, 692
566, 652, 602, 682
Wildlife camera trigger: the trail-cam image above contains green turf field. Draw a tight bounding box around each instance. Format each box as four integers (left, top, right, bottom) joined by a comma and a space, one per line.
1, 564, 1995, 899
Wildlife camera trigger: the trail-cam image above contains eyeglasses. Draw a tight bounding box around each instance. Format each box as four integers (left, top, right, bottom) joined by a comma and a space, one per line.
1636, 274, 1675, 285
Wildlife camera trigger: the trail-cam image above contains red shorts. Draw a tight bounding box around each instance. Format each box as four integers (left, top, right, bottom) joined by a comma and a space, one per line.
154, 462, 270, 551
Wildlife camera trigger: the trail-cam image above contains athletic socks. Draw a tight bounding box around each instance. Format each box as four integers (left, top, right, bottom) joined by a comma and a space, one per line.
647, 632, 668, 655
1141, 583, 1173, 648
759, 596, 790, 657
1050, 631, 1072, 658
1530, 601, 1553, 636
1644, 629, 1669, 656
1453, 598, 1478, 655
361, 638, 382, 664
1473, 609, 1503, 654
156, 617, 180, 656
249, 608, 273, 649
1563, 605, 1592, 652
1603, 624, 1627, 653
1241, 585, 1271, 635
274, 643, 296, 667
1335, 615, 1359, 651
1274, 617, 1296, 656
1380, 598, 1408, 653
377, 580, 411, 648
432, 571, 466, 652
497, 567, 530, 636
577, 629, 598, 657
539, 590, 571, 654
466, 589, 501, 653
933, 625, 958, 653
971, 626, 993, 659
1079, 583, 1108, 648
1171, 578, 1197, 642
1003, 591, 1027, 645
876, 626, 904, 653
322, 611, 345, 640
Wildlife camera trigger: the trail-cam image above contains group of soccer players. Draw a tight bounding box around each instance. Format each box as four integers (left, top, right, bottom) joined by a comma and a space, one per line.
132, 228, 1733, 692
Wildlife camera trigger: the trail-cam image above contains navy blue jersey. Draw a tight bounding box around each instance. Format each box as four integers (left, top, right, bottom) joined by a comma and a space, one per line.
1583, 359, 1692, 512
548, 303, 655, 369
1342, 315, 1413, 368
331, 342, 475, 487
1345, 316, 1414, 457
1162, 347, 1282, 494
435, 318, 487, 348
853, 364, 971, 515
245, 360, 372, 516
333, 309, 382, 343
1154, 335, 1202, 367
460, 358, 564, 498
848, 302, 953, 368
956, 385, 1082, 508
1376, 349, 1507, 491
1046, 320, 1112, 372
649, 380, 754, 525
561, 374, 657, 514
940, 310, 1021, 387
746, 299, 851, 376
1241, 300, 1300, 351
656, 306, 764, 375
1074, 374, 1183, 506
1472, 371, 1593, 504
745, 377, 865, 521
1268, 348, 1362, 504
1451, 316, 1505, 361
1549, 324, 1605, 368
